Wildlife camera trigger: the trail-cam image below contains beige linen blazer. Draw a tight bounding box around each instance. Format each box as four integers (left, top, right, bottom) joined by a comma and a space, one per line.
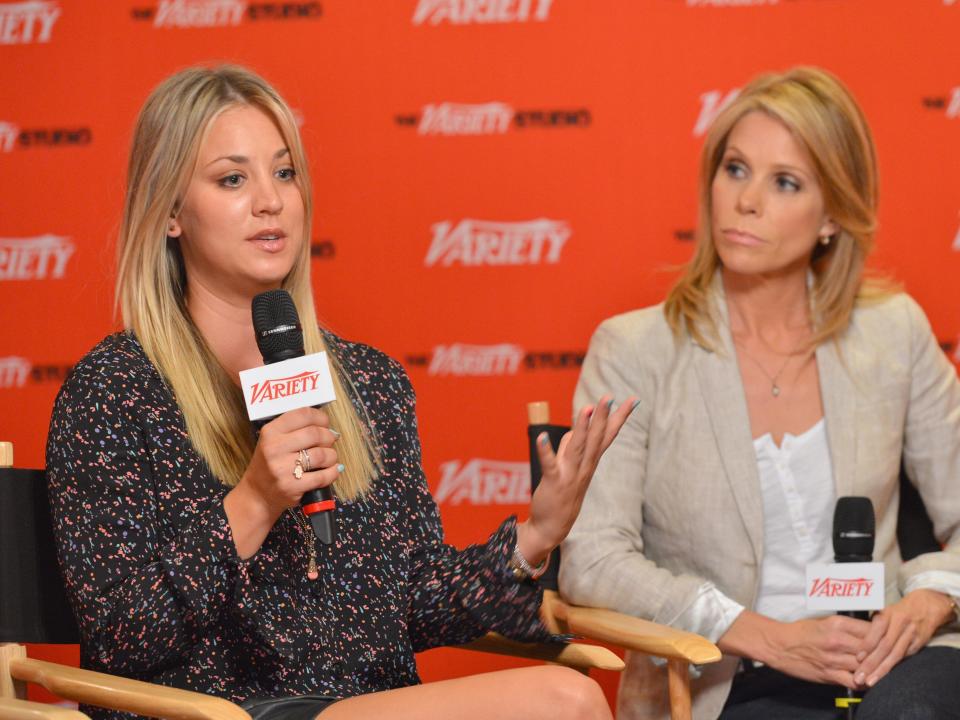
560, 289, 960, 720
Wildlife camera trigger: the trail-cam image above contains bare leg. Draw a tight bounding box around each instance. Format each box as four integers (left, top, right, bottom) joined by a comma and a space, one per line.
321, 665, 612, 720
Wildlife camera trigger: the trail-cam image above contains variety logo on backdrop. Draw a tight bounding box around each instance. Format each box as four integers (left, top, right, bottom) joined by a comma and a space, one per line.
130, 0, 322, 27
425, 218, 571, 267
434, 459, 531, 505
0, 235, 75, 280
0, 357, 72, 388
397, 102, 591, 135
405, 344, 584, 375
0, 121, 92, 151
694, 88, 740, 136
0, 0, 61, 44
412, 0, 553, 25
921, 87, 960, 118
953, 218, 960, 251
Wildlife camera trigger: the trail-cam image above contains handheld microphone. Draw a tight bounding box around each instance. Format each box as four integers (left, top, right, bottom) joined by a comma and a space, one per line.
832, 496, 876, 718
250, 289, 335, 545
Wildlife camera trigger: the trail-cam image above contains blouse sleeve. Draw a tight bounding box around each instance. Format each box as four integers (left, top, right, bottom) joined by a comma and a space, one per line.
45, 347, 245, 676
374, 356, 559, 651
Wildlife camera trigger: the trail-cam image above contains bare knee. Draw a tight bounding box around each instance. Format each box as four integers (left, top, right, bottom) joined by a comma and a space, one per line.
530, 666, 611, 720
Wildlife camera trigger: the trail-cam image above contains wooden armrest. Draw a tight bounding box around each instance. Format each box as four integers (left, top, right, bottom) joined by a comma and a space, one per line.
9, 659, 250, 720
0, 698, 89, 720
458, 633, 624, 671
545, 592, 721, 665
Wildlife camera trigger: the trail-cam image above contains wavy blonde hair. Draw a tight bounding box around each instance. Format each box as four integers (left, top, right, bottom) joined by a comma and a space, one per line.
665, 66, 889, 350
116, 65, 377, 499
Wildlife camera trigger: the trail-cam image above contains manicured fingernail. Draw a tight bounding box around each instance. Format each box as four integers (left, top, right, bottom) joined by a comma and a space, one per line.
538, 432, 549, 446
329, 428, 341, 439
606, 398, 614, 410
631, 399, 640, 411
855, 672, 865, 685
867, 676, 877, 688
336, 463, 345, 473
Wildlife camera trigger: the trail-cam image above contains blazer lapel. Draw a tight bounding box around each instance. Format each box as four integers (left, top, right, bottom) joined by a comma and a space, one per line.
817, 339, 858, 499
693, 288, 765, 562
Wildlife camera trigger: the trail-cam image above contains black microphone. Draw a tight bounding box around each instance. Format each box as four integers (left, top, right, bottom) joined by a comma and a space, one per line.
252, 289, 335, 545
833, 496, 875, 718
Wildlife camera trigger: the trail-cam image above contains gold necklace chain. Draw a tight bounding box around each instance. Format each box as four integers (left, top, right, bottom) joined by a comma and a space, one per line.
288, 508, 319, 580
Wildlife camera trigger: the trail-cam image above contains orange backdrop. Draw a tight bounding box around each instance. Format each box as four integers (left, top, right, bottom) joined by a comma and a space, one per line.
2, 0, 959, 710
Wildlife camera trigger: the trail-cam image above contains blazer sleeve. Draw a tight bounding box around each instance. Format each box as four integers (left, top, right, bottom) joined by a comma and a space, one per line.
560, 315, 728, 634
897, 295, 960, 586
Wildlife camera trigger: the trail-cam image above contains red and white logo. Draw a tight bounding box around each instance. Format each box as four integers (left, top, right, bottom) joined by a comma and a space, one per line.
153, 0, 245, 28
0, 1, 61, 44
429, 344, 524, 376
805, 562, 884, 612
434, 459, 531, 505
0, 235, 75, 280
249, 370, 324, 404
694, 88, 740, 137
413, 0, 553, 25
809, 576, 875, 598
239, 351, 336, 422
425, 218, 571, 267
0, 356, 30, 388
418, 102, 513, 136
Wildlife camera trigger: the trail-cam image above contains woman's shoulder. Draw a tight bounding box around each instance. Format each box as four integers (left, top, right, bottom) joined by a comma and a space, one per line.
587, 303, 678, 361
321, 329, 413, 397
851, 291, 931, 341
64, 331, 157, 392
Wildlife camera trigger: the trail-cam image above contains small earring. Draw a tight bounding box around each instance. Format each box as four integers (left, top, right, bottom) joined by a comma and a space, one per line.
819, 235, 831, 246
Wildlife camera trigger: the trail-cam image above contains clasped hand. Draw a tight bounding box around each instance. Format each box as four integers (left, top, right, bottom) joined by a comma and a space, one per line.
763, 589, 954, 690
516, 395, 639, 567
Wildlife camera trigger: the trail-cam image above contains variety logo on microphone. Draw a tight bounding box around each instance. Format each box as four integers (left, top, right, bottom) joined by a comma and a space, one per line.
397, 102, 591, 135
248, 370, 324, 404
239, 352, 336, 421
809, 576, 875, 598
694, 88, 740, 136
0, 235, 75, 280
0, 121, 92, 151
0, 0, 61, 44
805, 562, 885, 612
434, 459, 531, 505
412, 0, 553, 25
425, 219, 571, 267
0, 356, 31, 388
129, 0, 322, 27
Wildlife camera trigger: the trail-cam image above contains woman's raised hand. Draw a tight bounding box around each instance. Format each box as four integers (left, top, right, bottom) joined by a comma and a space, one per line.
516, 395, 639, 567
224, 407, 340, 558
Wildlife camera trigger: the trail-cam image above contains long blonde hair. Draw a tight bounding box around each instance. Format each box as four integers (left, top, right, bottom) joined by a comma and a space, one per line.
116, 65, 377, 499
665, 66, 888, 350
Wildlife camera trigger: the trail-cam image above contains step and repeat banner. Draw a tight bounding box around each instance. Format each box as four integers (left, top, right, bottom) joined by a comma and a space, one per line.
2, 0, 958, 708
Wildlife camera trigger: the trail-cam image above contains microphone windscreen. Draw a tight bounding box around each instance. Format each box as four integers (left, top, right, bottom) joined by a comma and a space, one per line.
833, 496, 875, 560
252, 289, 304, 364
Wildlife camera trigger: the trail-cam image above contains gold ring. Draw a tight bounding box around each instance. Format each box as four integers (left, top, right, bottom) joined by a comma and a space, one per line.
299, 448, 312, 473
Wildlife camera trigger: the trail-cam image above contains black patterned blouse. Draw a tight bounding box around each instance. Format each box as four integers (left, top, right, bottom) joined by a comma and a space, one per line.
46, 332, 554, 719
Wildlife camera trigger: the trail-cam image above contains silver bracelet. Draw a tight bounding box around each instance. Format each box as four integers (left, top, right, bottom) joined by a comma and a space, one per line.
510, 544, 548, 581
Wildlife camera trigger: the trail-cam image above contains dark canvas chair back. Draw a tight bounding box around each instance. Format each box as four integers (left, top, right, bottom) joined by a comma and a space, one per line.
0, 466, 80, 644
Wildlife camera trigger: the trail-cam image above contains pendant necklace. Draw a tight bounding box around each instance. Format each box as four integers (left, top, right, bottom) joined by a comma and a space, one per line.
733, 340, 799, 398
289, 508, 319, 580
